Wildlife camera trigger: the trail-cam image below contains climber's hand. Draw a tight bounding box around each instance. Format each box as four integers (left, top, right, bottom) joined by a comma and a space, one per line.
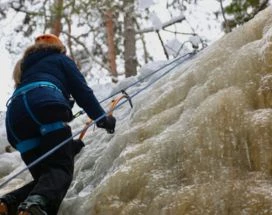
96, 115, 116, 134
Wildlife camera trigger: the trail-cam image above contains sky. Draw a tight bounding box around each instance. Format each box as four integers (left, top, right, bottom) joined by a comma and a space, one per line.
0, 0, 225, 111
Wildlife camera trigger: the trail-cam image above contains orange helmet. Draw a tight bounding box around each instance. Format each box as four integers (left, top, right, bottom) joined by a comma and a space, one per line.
35, 34, 63, 46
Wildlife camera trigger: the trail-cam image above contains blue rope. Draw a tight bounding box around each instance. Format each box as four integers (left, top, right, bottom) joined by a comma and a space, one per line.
0, 51, 197, 189
73, 51, 195, 118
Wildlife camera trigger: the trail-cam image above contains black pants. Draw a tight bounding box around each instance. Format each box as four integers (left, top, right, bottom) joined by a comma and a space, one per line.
9, 127, 76, 214
6, 105, 83, 215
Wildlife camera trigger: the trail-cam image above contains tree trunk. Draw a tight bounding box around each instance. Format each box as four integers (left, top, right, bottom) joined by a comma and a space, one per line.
64, 16, 75, 60
104, 10, 118, 83
50, 0, 63, 36
124, 0, 137, 78
135, 20, 151, 64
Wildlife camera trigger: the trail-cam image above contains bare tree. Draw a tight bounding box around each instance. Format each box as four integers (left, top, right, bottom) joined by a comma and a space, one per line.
104, 9, 118, 82
123, 0, 137, 77
50, 0, 63, 36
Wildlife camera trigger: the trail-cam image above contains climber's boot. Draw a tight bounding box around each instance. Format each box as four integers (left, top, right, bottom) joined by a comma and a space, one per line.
18, 195, 48, 215
0, 194, 18, 215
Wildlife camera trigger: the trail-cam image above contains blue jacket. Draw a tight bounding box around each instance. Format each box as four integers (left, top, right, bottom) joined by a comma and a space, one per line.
12, 46, 105, 122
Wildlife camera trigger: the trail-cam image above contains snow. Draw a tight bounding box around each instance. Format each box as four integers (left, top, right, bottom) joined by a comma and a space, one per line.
137, 0, 155, 10
149, 12, 163, 30
165, 39, 182, 56
0, 43, 13, 112
1, 3, 272, 215
189, 35, 202, 48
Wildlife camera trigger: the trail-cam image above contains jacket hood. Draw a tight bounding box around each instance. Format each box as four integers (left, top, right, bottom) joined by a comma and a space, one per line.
13, 43, 66, 88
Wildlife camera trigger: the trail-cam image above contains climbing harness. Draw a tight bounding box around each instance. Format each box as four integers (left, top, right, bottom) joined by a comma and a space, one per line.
15, 121, 66, 154
6, 81, 66, 154
0, 50, 199, 189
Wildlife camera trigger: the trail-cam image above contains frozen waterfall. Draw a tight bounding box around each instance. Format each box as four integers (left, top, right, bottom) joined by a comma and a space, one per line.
1, 6, 272, 215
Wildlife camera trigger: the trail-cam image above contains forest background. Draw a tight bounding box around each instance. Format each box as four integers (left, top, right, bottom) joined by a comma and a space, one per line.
0, 0, 270, 110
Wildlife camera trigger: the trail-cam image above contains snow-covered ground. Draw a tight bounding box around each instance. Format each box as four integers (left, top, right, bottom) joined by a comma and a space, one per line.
1, 5, 272, 215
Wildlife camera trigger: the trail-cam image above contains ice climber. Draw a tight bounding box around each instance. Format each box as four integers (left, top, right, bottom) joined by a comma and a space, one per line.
0, 34, 116, 215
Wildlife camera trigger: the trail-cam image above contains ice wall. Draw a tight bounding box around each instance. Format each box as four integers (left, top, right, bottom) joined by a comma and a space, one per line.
59, 7, 272, 215
1, 6, 272, 215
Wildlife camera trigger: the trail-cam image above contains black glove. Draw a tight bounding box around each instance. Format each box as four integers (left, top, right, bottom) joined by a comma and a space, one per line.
96, 115, 116, 134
